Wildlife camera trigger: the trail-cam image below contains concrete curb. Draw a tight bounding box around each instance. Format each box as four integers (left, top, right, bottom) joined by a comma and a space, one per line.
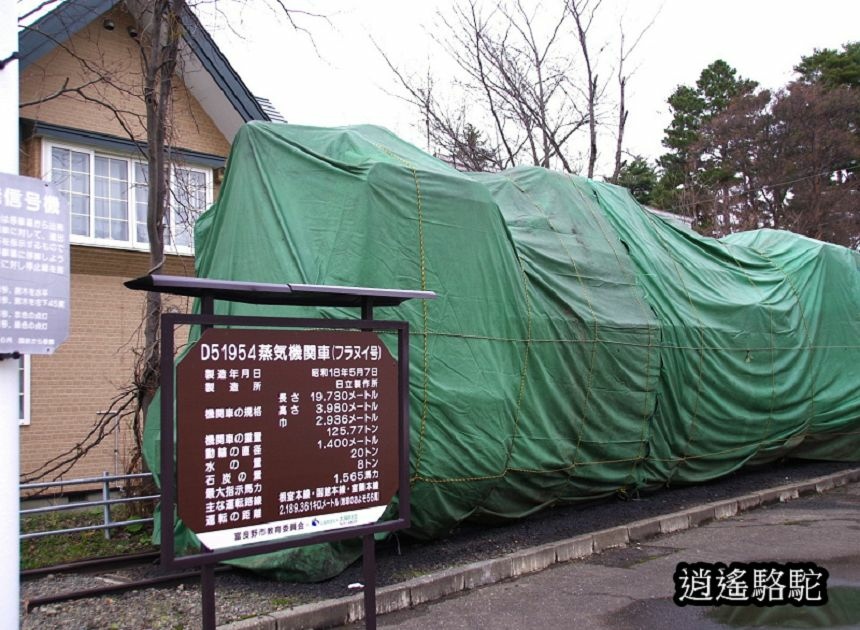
219, 467, 860, 630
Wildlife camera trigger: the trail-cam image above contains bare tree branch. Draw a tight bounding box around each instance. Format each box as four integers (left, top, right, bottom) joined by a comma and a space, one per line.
611, 8, 657, 181
19, 1, 328, 487
21, 387, 137, 485
568, 0, 603, 178
18, 0, 65, 23
379, 0, 601, 173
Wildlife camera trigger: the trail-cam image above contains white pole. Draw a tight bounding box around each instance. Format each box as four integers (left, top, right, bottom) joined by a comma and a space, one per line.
0, 0, 21, 624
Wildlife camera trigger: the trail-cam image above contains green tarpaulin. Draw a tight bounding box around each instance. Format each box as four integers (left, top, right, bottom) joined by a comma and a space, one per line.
144, 122, 860, 581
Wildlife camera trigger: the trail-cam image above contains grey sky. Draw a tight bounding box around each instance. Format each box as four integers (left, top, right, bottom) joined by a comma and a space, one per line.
203, 0, 859, 177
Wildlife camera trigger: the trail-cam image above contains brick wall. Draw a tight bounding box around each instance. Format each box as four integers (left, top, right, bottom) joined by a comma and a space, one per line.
17, 5, 234, 483
19, 6, 231, 158
22, 246, 195, 481
19, 136, 40, 181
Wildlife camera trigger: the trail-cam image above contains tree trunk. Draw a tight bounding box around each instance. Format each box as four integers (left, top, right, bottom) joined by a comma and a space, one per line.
569, 0, 600, 178
612, 76, 627, 182
134, 0, 181, 469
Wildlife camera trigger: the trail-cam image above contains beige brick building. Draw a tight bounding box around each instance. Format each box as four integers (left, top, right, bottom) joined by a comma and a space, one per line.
15, 0, 278, 485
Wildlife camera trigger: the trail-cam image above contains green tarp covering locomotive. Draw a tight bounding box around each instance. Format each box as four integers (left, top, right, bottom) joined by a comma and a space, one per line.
144, 122, 860, 580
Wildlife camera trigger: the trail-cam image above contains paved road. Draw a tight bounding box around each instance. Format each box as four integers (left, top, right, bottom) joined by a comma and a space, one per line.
343, 482, 860, 630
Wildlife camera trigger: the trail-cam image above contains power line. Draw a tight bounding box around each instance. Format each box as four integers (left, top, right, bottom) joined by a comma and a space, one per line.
669, 163, 859, 213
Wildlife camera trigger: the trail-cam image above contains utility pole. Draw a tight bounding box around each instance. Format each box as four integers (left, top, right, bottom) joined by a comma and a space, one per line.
0, 0, 20, 623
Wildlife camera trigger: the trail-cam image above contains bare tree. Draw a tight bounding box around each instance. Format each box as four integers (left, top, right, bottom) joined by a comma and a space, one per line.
376, 48, 505, 171
381, 0, 651, 178
610, 10, 657, 182
134, 1, 181, 476
380, 0, 591, 172
568, 0, 603, 178
19, 0, 321, 484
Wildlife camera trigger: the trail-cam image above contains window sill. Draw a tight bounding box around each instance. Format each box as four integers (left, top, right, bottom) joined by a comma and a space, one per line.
70, 237, 195, 257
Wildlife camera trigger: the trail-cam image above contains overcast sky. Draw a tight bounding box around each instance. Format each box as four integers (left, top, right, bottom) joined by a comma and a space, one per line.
205, 0, 860, 177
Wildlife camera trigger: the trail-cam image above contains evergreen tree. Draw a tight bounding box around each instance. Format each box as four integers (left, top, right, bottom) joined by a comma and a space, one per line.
652, 60, 757, 211
795, 42, 860, 89
690, 82, 860, 246
615, 157, 658, 206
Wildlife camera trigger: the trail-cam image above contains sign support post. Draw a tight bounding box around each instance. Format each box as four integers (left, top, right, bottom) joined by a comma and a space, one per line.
2, 7, 69, 621
363, 533, 377, 630
201, 557, 216, 629
0, 0, 19, 621
127, 274, 434, 630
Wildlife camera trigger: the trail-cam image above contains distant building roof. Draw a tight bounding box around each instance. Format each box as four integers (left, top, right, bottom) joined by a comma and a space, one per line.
646, 206, 694, 229
255, 96, 287, 123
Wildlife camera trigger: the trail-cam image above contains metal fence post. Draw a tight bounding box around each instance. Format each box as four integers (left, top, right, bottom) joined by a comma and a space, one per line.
20, 472, 157, 541
102, 472, 111, 540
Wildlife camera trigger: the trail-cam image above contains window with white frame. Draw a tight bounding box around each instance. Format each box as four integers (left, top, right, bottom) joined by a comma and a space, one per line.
47, 143, 212, 253
18, 356, 30, 426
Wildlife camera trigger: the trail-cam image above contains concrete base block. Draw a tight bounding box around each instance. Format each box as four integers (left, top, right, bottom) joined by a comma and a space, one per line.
712, 500, 739, 520
659, 514, 689, 534
272, 596, 359, 629
815, 478, 837, 493
554, 535, 594, 562
794, 481, 819, 496
737, 494, 763, 511
682, 506, 715, 527
461, 557, 513, 590
219, 614, 278, 630
408, 568, 466, 607
510, 545, 557, 577
375, 584, 412, 615
627, 518, 662, 542
778, 488, 800, 502
593, 526, 629, 552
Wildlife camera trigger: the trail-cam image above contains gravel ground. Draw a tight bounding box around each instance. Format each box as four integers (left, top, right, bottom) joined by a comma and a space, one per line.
21, 459, 859, 630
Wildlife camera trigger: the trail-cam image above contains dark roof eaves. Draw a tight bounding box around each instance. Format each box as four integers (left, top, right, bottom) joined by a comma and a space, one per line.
19, 0, 121, 70
22, 118, 227, 168
19, 0, 270, 124
178, 5, 270, 123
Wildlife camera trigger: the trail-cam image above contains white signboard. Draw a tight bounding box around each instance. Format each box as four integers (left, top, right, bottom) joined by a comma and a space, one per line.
0, 173, 69, 355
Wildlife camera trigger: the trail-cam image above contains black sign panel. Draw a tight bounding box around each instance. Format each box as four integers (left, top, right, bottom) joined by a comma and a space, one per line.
175, 328, 398, 549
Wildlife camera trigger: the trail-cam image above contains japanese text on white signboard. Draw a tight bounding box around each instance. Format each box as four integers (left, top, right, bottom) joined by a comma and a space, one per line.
0, 173, 69, 355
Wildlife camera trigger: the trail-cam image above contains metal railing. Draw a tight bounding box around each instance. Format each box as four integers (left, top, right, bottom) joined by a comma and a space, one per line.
20, 471, 158, 540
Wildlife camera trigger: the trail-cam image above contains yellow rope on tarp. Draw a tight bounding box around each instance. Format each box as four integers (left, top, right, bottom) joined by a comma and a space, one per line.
404, 163, 431, 482
718, 240, 778, 461
500, 175, 602, 482
365, 141, 433, 483
746, 244, 819, 447
418, 328, 860, 351
408, 429, 860, 484
579, 183, 659, 487
495, 240, 534, 482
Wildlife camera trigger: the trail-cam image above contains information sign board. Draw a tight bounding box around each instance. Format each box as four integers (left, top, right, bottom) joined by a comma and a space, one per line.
0, 172, 68, 355
176, 327, 399, 550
